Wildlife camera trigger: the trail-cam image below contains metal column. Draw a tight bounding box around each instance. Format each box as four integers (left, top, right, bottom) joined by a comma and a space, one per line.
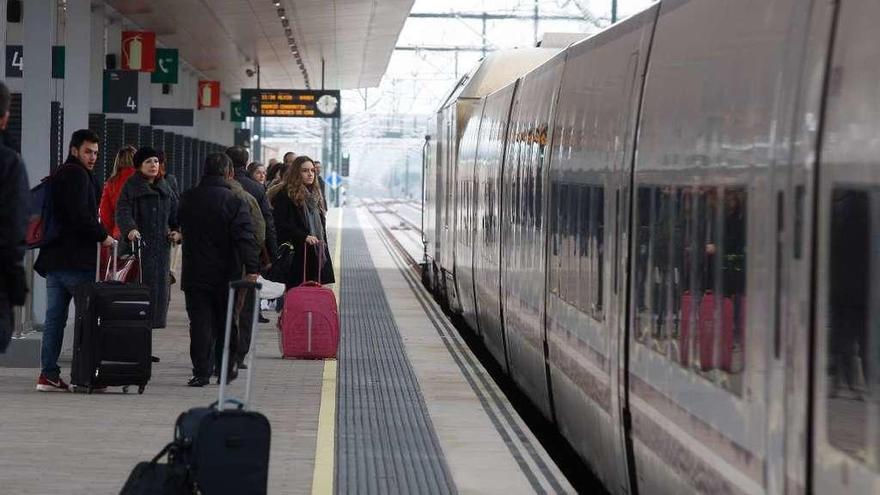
64, 0, 91, 137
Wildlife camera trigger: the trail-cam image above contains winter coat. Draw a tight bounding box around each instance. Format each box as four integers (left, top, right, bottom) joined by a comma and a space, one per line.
34, 156, 108, 277
228, 179, 265, 249
234, 168, 277, 258
177, 176, 260, 292
116, 172, 178, 328
271, 191, 335, 287
99, 167, 135, 239
0, 135, 29, 305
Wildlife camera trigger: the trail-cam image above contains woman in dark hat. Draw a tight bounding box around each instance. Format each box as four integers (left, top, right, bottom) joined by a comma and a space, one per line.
116, 146, 180, 328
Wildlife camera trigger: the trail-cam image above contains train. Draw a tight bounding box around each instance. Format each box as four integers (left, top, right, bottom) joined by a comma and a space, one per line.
419, 0, 880, 493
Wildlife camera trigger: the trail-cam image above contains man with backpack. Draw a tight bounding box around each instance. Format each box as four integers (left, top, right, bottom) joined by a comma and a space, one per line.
0, 81, 28, 353
33, 129, 114, 391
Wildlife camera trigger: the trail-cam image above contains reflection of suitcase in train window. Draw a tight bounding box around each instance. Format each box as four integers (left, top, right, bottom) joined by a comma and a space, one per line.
679, 291, 742, 372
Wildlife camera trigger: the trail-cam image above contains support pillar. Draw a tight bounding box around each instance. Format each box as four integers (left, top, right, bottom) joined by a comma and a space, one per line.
22, 0, 53, 329
64, 0, 92, 138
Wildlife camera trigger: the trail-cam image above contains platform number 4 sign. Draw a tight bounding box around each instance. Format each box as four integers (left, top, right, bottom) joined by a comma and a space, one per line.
6, 45, 22, 78
103, 70, 139, 114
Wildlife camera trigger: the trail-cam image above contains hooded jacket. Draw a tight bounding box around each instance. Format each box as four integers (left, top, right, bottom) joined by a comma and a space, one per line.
99, 167, 135, 239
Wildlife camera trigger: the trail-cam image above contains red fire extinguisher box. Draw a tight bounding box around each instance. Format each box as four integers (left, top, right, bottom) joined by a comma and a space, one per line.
121, 31, 156, 72
198, 81, 220, 109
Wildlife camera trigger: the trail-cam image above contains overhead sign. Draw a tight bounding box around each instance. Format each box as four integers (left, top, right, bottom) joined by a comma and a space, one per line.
151, 48, 178, 84
326, 171, 341, 189
5, 45, 22, 78
198, 80, 220, 109
230, 100, 245, 122
103, 70, 139, 114
122, 31, 156, 72
150, 108, 194, 126
52, 46, 64, 79
240, 89, 341, 118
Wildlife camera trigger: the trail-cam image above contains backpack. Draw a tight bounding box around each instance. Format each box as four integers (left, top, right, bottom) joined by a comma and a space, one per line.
25, 173, 61, 249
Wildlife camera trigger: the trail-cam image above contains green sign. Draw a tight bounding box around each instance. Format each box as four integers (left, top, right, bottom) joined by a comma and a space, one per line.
151, 48, 178, 84
52, 46, 64, 79
230, 100, 245, 122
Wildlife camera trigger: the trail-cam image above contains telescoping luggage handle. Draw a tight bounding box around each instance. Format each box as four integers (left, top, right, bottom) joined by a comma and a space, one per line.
95, 238, 144, 283
300, 240, 326, 286
217, 279, 263, 411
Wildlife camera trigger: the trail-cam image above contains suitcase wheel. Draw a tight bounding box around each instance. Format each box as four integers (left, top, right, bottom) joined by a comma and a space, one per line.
137, 385, 145, 394
122, 386, 130, 394
86, 386, 93, 395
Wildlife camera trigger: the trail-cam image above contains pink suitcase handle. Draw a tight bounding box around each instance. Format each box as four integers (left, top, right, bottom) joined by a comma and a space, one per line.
301, 240, 326, 286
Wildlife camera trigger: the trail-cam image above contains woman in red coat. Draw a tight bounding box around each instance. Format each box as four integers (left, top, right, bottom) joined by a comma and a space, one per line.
99, 145, 136, 239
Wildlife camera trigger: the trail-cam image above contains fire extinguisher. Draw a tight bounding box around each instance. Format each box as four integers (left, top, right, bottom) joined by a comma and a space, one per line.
125, 34, 143, 70
201, 83, 213, 108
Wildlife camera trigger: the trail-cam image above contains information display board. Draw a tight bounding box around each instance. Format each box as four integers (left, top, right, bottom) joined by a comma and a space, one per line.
240, 89, 340, 118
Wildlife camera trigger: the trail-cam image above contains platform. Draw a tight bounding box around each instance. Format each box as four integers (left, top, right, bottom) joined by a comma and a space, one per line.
0, 207, 572, 494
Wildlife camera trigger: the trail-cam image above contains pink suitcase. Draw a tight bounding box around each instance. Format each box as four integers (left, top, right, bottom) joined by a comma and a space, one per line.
278, 243, 339, 359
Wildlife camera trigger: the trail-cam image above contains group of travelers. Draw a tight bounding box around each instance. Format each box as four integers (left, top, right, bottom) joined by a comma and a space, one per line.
0, 76, 334, 391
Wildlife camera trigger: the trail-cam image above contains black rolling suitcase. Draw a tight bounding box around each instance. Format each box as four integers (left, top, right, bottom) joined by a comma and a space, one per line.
173, 280, 271, 495
71, 241, 152, 394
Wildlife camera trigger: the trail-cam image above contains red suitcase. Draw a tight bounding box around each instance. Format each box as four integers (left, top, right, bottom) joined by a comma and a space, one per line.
679, 291, 742, 372
278, 243, 338, 359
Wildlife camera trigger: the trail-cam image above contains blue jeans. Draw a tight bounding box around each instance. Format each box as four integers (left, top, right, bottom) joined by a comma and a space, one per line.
42, 270, 93, 379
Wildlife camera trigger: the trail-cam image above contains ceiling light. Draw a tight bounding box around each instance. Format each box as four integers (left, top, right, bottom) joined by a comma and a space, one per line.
273, 0, 280, 6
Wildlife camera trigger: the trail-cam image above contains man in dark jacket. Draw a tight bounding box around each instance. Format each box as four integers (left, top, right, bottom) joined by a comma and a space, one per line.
34, 129, 114, 391
178, 153, 260, 387
314, 160, 327, 207
0, 81, 28, 354
225, 146, 276, 368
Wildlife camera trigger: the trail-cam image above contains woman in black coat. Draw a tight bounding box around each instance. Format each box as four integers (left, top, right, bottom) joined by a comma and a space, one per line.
116, 147, 180, 328
271, 155, 335, 288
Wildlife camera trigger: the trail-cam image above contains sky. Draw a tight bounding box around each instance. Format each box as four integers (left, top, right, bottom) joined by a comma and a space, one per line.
261, 0, 656, 197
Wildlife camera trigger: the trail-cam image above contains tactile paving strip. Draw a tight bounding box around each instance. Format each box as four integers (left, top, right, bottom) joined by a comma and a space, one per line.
335, 213, 457, 495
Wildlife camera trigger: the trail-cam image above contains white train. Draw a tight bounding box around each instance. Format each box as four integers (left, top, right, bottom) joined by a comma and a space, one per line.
421, 0, 880, 493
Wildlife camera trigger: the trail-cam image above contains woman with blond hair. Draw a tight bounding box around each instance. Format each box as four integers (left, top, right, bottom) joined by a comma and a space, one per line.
99, 145, 136, 239
270, 155, 334, 288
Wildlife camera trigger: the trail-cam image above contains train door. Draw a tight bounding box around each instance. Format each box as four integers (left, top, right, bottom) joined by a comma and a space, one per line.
812, 1, 880, 492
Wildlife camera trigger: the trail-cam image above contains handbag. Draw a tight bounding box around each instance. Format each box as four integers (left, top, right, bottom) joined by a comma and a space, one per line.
263, 242, 294, 283
119, 442, 193, 495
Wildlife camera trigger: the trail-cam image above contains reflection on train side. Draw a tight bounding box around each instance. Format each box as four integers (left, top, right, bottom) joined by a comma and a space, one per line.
632, 185, 747, 395
826, 187, 877, 469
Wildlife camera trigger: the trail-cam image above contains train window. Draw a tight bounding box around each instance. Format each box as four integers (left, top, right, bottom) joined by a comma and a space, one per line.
578, 185, 592, 312
634, 184, 747, 394
591, 187, 605, 318
825, 187, 877, 468
549, 181, 560, 294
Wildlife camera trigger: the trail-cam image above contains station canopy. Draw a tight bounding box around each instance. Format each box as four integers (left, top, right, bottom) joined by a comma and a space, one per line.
104, 0, 415, 93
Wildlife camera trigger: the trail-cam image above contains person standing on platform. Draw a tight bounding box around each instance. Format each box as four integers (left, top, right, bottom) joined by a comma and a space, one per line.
225, 163, 266, 369
247, 161, 267, 189
158, 151, 180, 200
178, 153, 259, 387
314, 160, 328, 207
272, 156, 335, 289
99, 145, 136, 239
116, 147, 180, 329
34, 129, 114, 391
225, 146, 275, 365
0, 81, 29, 353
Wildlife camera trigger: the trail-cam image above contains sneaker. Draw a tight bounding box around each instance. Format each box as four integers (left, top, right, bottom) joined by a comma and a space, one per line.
258, 313, 270, 323
36, 374, 70, 392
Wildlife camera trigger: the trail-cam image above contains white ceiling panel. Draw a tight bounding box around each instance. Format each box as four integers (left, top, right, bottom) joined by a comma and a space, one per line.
103, 0, 414, 95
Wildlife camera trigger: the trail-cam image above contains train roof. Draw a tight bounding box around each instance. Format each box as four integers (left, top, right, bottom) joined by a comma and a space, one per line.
438, 47, 560, 111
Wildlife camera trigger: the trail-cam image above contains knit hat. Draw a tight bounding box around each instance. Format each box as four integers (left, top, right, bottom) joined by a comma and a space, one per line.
133, 146, 159, 169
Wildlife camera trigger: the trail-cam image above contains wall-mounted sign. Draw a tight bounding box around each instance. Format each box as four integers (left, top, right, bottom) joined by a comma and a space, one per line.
198, 80, 220, 109
122, 31, 156, 72
230, 100, 245, 122
239, 89, 341, 118
103, 70, 139, 114
151, 48, 178, 84
150, 108, 194, 127
5, 45, 22, 78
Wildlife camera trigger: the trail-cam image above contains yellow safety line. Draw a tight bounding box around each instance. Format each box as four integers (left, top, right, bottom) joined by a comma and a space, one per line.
311, 207, 343, 495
